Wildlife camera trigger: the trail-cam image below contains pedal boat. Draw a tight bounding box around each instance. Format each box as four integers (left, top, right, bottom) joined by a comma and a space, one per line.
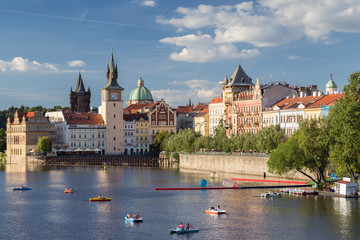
205, 209, 226, 214
261, 192, 282, 197
125, 217, 143, 222
89, 197, 111, 201
13, 186, 31, 191
64, 189, 73, 193
169, 228, 199, 234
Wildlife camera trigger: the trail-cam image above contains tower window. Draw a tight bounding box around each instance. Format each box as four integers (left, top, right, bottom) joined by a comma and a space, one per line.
114, 137, 116, 141
114, 114, 116, 118
114, 103, 116, 107
114, 126, 116, 129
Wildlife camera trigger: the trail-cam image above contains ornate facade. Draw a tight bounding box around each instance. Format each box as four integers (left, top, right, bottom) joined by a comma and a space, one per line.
6, 111, 50, 163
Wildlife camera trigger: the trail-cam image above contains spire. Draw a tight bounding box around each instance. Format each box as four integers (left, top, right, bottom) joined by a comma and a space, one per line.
104, 48, 122, 89
228, 64, 253, 86
137, 76, 144, 87
223, 75, 228, 85
75, 67, 86, 93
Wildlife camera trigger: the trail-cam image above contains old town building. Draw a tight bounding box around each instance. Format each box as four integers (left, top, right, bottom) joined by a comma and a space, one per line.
209, 97, 224, 135
222, 64, 322, 137
100, 49, 124, 154
193, 108, 209, 136
69, 69, 91, 113
46, 111, 106, 153
123, 113, 136, 154
6, 111, 50, 163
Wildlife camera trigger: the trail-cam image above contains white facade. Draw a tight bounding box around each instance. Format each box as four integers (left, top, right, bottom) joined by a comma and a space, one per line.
45, 111, 67, 147
124, 118, 135, 154
209, 101, 224, 135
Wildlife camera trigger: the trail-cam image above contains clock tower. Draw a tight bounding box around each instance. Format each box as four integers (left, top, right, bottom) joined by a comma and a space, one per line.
101, 49, 124, 154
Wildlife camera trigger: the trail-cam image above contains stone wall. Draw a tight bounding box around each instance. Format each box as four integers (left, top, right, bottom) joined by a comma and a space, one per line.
6, 155, 44, 164
179, 153, 309, 180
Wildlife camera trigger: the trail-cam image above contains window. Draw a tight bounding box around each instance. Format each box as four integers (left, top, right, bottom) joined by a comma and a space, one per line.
114, 137, 116, 141
114, 114, 116, 118
114, 103, 116, 107
114, 126, 116, 129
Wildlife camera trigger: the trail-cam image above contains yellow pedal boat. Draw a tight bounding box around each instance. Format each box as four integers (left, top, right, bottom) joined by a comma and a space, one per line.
89, 197, 111, 202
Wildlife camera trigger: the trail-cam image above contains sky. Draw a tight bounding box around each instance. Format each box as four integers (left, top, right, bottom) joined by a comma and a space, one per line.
1, 0, 360, 110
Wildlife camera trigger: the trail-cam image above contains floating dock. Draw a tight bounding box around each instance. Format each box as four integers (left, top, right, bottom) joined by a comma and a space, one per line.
231, 178, 308, 184
154, 185, 311, 191
279, 187, 318, 195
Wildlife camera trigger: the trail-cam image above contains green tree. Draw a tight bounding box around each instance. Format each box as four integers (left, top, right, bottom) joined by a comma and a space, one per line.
0, 128, 6, 152
256, 125, 287, 153
268, 119, 330, 185
37, 136, 52, 154
243, 133, 257, 152
327, 71, 360, 180
153, 130, 170, 152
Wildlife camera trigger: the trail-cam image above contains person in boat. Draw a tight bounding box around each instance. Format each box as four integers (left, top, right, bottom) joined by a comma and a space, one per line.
21, 185, 25, 188
217, 205, 221, 210
135, 212, 140, 219
210, 206, 215, 210
69, 187, 72, 191
177, 223, 184, 230
128, 213, 133, 219
186, 223, 192, 230
98, 194, 102, 199
65, 187, 68, 191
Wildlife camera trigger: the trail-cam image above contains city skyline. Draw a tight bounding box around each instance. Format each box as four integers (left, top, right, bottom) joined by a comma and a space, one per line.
1, 0, 360, 109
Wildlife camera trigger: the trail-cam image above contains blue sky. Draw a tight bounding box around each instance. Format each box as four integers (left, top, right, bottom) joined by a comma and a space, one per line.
1, 0, 360, 110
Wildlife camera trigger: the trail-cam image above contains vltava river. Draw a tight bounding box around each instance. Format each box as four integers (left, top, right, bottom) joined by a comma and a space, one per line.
0, 164, 359, 240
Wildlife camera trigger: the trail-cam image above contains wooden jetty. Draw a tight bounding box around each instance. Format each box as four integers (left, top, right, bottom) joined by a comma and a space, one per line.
44, 154, 171, 168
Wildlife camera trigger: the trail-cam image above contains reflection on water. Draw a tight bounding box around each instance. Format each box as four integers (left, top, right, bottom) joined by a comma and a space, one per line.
1, 166, 360, 240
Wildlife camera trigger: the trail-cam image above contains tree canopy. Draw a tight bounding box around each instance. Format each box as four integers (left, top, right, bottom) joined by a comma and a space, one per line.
37, 136, 52, 154
327, 71, 360, 180
268, 119, 331, 185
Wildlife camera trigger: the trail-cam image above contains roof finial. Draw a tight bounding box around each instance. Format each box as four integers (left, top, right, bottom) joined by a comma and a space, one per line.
282, 73, 285, 84
330, 73, 333, 80
270, 74, 272, 83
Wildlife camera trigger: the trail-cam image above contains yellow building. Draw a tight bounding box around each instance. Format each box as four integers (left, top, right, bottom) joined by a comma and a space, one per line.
133, 113, 151, 154
6, 111, 50, 163
193, 108, 209, 136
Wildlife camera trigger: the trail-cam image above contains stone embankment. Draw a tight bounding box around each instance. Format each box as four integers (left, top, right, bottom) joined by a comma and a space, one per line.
179, 152, 308, 180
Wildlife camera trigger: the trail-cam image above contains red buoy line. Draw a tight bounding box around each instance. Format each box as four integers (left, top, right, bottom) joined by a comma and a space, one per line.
154, 187, 239, 191
231, 178, 307, 184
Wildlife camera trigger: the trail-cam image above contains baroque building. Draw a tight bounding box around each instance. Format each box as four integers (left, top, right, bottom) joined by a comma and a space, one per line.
127, 77, 154, 105
69, 69, 91, 113
209, 97, 224, 135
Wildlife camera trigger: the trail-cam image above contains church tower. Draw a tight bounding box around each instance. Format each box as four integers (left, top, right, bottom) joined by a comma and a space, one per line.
101, 49, 124, 154
69, 68, 91, 112
326, 74, 338, 95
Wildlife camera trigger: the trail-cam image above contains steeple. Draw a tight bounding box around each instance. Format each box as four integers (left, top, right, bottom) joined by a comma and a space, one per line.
228, 64, 253, 87
104, 48, 122, 89
222, 75, 228, 85
75, 67, 85, 93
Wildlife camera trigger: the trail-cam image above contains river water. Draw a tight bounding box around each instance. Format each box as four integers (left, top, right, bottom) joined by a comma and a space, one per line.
0, 164, 359, 240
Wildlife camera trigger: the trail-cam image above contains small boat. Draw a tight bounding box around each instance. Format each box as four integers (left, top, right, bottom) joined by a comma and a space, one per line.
205, 209, 226, 214
261, 192, 282, 197
64, 189, 73, 193
169, 228, 199, 234
13, 186, 31, 191
89, 197, 111, 201
125, 217, 143, 222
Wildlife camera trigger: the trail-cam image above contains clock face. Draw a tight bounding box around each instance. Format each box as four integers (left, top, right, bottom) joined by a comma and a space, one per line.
111, 93, 117, 100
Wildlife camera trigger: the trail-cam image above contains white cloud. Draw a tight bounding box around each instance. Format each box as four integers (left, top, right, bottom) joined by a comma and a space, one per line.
157, 1, 360, 61
134, 0, 156, 7
160, 34, 260, 62
288, 55, 299, 60
67, 60, 86, 67
0, 57, 93, 73
0, 57, 60, 73
152, 79, 220, 106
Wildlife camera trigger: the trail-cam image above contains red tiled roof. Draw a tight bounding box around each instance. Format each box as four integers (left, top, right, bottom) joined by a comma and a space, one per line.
210, 97, 223, 104
265, 96, 324, 111
192, 103, 209, 112
306, 93, 343, 108
124, 103, 158, 114
63, 112, 104, 125
176, 106, 193, 113
26, 112, 35, 118
194, 108, 208, 118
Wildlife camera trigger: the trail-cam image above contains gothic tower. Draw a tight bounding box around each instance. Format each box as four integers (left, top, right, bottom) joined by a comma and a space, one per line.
69, 69, 91, 112
101, 49, 124, 154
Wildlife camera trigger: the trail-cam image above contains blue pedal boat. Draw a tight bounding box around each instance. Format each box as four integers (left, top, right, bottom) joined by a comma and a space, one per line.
13, 186, 31, 191
170, 228, 199, 234
125, 217, 143, 223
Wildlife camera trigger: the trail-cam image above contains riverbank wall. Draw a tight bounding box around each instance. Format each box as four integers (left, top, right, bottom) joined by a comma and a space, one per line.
179, 152, 309, 180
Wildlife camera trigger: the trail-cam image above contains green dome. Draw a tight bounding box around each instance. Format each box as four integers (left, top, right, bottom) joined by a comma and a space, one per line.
129, 77, 153, 101
326, 76, 337, 88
